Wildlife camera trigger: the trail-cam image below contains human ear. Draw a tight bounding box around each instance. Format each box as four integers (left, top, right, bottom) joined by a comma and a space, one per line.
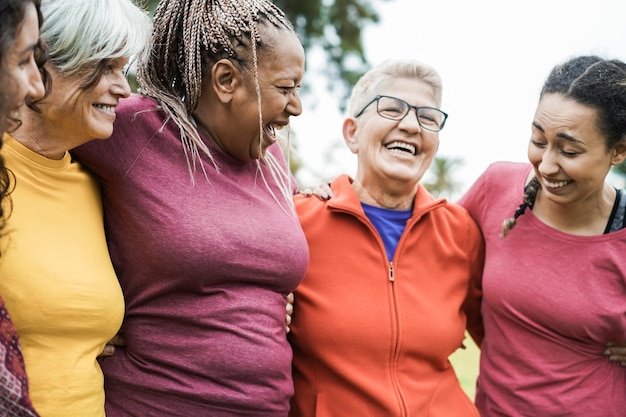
210, 59, 241, 103
342, 117, 359, 154
610, 140, 626, 166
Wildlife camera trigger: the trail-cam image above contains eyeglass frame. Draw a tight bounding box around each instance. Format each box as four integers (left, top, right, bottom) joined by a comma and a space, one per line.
353, 95, 448, 132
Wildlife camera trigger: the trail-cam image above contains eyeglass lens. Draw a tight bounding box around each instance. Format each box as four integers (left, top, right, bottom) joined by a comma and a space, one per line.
376, 96, 445, 131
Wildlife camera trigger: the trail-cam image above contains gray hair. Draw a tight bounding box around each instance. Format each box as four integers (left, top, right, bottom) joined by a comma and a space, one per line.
40, 0, 151, 78
348, 59, 444, 117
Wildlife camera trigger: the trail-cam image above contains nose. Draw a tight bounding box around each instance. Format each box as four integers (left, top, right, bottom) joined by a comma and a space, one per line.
111, 72, 132, 98
537, 148, 560, 175
286, 91, 302, 117
27, 59, 45, 101
398, 107, 422, 132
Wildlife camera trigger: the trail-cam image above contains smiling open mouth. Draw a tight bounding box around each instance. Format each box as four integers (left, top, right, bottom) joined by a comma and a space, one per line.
543, 179, 572, 189
264, 124, 277, 140
94, 104, 115, 114
386, 141, 416, 155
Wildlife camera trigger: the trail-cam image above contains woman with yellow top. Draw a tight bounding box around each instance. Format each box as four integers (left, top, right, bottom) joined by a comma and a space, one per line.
0, 0, 150, 415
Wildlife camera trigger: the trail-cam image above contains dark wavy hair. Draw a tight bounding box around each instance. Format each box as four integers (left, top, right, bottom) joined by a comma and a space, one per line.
0, 0, 47, 252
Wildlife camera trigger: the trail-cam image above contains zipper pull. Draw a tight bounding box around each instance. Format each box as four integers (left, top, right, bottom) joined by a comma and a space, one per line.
389, 262, 395, 282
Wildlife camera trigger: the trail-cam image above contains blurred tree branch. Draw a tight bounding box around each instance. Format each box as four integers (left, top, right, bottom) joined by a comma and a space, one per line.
134, 0, 388, 109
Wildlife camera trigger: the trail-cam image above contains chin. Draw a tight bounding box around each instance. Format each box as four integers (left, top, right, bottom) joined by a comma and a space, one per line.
249, 139, 270, 160
2, 119, 15, 134
91, 126, 115, 141
249, 149, 263, 161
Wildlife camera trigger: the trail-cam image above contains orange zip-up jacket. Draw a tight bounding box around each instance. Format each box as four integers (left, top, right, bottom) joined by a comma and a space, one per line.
289, 175, 484, 417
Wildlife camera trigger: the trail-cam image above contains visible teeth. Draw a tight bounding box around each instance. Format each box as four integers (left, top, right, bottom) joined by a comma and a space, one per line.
544, 179, 570, 188
386, 141, 416, 155
8, 110, 18, 119
94, 104, 115, 114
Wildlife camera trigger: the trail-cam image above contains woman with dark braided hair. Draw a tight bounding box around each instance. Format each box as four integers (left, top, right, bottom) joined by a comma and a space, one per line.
459, 55, 626, 416
72, 0, 307, 415
0, 0, 44, 415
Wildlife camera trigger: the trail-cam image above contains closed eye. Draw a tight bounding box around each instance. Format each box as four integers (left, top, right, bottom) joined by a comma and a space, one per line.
279, 86, 298, 94
530, 139, 547, 148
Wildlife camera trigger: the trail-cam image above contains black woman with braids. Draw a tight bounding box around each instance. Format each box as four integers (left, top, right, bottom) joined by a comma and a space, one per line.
72, 0, 307, 415
458, 55, 626, 417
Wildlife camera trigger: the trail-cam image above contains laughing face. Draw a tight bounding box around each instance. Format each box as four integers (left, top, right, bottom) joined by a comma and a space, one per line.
201, 28, 305, 163
37, 56, 131, 148
528, 93, 625, 207
344, 77, 441, 193
247, 31, 304, 160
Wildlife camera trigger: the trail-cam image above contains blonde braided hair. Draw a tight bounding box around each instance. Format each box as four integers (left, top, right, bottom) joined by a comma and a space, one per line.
137, 0, 297, 208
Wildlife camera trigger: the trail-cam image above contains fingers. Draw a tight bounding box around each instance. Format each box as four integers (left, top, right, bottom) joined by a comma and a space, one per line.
604, 342, 626, 367
285, 292, 294, 333
98, 344, 116, 358
297, 183, 332, 200
285, 313, 292, 334
109, 333, 126, 347
97, 332, 127, 358
285, 292, 294, 304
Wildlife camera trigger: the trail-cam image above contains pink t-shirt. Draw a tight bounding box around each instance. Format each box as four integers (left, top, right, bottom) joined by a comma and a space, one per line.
459, 162, 626, 417
73, 95, 309, 417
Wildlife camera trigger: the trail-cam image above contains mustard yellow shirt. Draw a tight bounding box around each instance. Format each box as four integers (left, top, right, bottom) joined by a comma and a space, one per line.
0, 134, 124, 417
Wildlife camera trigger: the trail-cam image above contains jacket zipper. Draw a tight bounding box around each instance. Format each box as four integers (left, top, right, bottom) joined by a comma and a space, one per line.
389, 261, 409, 416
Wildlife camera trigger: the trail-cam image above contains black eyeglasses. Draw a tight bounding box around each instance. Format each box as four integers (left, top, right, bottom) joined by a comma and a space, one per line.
354, 95, 448, 132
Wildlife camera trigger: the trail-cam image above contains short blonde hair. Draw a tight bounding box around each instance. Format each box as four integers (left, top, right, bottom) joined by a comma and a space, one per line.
348, 59, 443, 117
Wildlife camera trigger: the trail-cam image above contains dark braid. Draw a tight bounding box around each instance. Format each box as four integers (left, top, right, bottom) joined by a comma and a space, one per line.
501, 176, 541, 237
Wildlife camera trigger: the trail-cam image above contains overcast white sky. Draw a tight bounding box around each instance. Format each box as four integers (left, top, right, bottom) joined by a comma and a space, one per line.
290, 0, 626, 196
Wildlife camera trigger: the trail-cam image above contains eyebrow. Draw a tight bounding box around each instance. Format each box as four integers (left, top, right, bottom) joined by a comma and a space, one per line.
532, 121, 585, 144
17, 42, 39, 58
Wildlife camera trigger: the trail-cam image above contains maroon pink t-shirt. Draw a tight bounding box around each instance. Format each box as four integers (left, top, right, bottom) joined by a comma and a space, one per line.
73, 95, 308, 416
459, 162, 626, 417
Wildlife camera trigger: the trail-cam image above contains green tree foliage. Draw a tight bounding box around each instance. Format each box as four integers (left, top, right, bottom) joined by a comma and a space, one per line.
273, 0, 381, 105
423, 157, 464, 199
134, 0, 383, 105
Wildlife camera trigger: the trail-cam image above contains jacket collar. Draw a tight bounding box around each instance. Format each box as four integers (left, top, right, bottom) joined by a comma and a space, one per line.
327, 174, 446, 219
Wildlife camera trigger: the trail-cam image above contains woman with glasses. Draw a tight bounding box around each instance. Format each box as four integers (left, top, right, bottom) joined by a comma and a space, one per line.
459, 55, 626, 417
289, 59, 484, 417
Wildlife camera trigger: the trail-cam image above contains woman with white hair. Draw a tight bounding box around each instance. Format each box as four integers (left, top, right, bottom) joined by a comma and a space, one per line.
0, 0, 150, 415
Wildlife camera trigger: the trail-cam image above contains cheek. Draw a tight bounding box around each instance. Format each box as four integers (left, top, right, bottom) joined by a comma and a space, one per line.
268, 96, 289, 115
5, 70, 24, 105
424, 135, 439, 152
527, 144, 541, 164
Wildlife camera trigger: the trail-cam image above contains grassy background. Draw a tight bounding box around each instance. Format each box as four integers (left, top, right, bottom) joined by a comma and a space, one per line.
449, 332, 480, 400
